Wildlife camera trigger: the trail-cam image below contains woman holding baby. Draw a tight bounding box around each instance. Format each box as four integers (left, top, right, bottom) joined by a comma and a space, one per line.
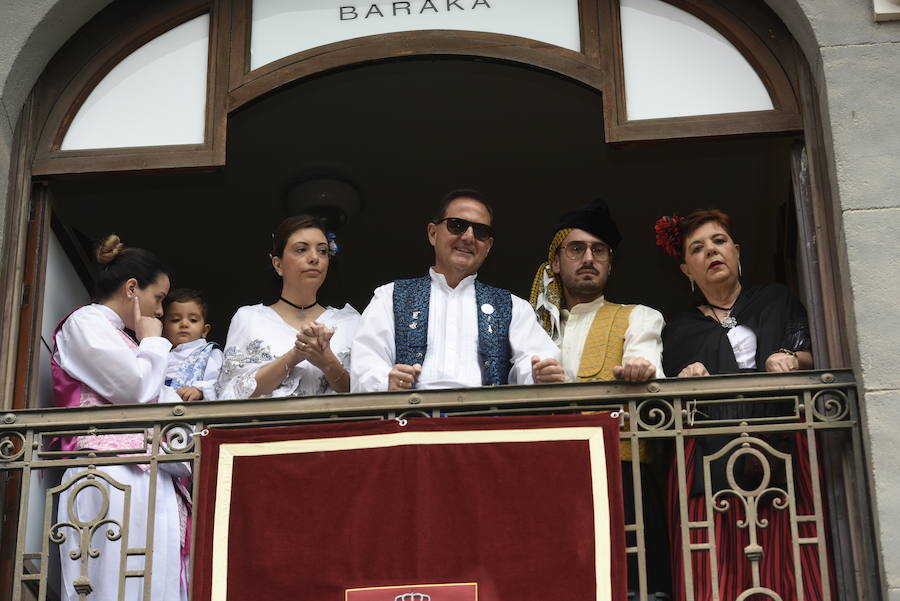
216, 215, 360, 398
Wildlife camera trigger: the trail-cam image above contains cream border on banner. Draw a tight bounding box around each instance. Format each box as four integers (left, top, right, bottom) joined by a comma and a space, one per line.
210, 427, 611, 601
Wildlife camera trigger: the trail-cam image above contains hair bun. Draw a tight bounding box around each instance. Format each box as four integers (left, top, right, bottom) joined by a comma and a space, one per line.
96, 234, 125, 265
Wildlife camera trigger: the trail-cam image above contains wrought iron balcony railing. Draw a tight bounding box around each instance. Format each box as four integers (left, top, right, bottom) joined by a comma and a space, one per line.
0, 369, 876, 601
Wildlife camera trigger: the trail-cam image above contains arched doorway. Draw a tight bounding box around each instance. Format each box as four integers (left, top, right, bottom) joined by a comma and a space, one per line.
0, 1, 874, 600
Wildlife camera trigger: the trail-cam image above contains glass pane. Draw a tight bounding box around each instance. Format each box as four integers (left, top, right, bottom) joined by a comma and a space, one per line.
620, 0, 773, 120
250, 0, 581, 71
61, 14, 209, 150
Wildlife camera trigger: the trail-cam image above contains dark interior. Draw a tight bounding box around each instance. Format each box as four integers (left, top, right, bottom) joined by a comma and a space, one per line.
47, 57, 800, 344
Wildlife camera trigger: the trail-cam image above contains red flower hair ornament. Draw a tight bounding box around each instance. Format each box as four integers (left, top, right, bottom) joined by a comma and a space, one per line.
654, 214, 683, 257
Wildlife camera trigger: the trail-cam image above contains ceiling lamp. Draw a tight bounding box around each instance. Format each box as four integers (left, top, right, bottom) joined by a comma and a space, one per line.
284, 177, 362, 230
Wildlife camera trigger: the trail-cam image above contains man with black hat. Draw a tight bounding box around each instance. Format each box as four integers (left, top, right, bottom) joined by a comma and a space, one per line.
530, 198, 670, 600
531, 198, 663, 382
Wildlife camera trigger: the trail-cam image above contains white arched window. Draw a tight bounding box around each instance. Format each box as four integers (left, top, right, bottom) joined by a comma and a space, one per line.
619, 0, 773, 120
61, 13, 210, 150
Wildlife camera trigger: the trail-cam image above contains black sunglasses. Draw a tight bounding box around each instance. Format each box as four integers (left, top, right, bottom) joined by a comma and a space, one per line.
434, 217, 494, 241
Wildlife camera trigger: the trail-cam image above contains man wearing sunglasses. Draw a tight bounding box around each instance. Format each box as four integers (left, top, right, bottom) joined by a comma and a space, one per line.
529, 197, 669, 600
351, 189, 562, 392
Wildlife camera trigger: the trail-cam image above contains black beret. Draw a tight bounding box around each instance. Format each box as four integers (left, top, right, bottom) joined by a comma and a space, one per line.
554, 198, 622, 250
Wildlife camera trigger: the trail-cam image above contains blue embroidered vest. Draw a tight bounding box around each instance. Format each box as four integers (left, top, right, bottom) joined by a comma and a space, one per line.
167, 342, 219, 389
393, 276, 513, 386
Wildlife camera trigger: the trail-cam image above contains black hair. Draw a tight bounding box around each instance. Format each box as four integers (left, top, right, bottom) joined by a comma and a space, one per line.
432, 188, 494, 223
93, 234, 168, 302
164, 288, 209, 321
271, 214, 328, 258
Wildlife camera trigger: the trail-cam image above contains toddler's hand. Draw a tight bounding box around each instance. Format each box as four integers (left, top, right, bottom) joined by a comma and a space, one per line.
176, 386, 203, 402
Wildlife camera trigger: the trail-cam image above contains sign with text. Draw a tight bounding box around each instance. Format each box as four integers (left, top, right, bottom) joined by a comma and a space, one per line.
346, 583, 478, 600
251, 0, 581, 70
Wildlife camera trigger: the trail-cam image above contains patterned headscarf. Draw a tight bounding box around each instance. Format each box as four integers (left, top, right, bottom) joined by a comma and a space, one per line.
529, 228, 573, 344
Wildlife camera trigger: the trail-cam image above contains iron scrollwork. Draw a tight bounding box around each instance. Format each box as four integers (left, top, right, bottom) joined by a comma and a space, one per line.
810, 389, 850, 422
47, 467, 131, 598
702, 434, 805, 601
0, 431, 26, 462
634, 398, 675, 431
159, 422, 200, 454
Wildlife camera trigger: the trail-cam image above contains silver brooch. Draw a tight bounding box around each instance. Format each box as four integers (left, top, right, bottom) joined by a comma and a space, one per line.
721, 316, 737, 329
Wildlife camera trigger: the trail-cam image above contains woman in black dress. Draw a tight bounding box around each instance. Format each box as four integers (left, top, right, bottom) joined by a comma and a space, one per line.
656, 209, 826, 601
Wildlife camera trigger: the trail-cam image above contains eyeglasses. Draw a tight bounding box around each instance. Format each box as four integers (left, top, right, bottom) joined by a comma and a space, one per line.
560, 241, 612, 262
434, 217, 494, 241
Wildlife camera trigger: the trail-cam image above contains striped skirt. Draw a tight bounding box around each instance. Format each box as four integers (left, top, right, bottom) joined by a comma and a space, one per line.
667, 434, 830, 601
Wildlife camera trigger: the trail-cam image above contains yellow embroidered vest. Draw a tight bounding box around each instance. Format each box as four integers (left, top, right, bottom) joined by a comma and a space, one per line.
577, 301, 651, 463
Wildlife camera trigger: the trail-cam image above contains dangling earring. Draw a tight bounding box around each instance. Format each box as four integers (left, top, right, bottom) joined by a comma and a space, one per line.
738, 261, 743, 278
690, 277, 695, 293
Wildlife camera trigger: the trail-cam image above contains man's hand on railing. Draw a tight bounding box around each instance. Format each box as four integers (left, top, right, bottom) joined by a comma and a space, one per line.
613, 357, 657, 382
531, 356, 565, 384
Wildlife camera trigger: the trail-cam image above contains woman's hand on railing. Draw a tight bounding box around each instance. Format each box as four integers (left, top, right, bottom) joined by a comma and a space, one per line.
765, 352, 800, 372
677, 362, 710, 378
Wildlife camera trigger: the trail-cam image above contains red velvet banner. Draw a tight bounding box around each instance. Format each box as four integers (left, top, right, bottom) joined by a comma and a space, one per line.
192, 414, 625, 601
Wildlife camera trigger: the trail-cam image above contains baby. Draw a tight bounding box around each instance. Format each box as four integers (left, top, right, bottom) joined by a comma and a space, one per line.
160, 289, 223, 402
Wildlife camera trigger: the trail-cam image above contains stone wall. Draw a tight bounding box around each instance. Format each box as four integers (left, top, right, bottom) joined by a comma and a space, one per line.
0, 0, 899, 596
765, 2, 900, 598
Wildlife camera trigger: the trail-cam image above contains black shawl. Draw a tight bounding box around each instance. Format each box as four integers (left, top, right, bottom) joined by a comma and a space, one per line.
663, 283, 811, 378
662, 283, 812, 494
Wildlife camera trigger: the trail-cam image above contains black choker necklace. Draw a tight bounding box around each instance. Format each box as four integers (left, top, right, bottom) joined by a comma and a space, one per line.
707, 302, 734, 312
280, 297, 318, 312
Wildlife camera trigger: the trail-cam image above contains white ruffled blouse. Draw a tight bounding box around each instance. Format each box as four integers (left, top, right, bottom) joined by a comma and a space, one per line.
216, 303, 360, 399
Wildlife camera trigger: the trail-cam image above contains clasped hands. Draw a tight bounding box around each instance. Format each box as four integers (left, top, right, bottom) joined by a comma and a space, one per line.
289, 321, 336, 370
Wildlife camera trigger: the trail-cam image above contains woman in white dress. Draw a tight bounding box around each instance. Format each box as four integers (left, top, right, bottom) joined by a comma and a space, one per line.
216, 215, 360, 398
52, 235, 186, 601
